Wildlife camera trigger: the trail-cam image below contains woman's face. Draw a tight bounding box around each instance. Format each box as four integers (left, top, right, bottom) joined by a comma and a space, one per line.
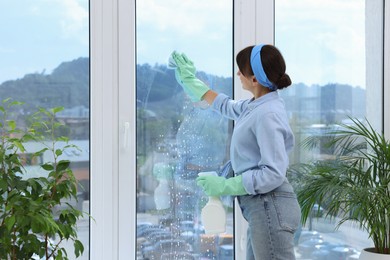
237, 70, 255, 91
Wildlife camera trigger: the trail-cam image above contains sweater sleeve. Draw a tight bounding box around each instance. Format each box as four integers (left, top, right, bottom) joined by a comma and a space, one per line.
211, 93, 248, 120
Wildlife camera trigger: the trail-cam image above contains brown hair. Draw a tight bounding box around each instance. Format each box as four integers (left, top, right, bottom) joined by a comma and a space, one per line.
236, 45, 292, 90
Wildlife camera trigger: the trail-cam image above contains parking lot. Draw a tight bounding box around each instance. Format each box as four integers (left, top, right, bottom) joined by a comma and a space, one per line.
57, 203, 372, 260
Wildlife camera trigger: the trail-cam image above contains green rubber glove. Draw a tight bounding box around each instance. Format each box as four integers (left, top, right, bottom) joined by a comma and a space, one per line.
170, 51, 196, 74
171, 51, 210, 102
196, 175, 248, 197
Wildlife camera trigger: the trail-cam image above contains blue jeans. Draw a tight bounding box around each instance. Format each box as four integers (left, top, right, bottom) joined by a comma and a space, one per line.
238, 182, 301, 260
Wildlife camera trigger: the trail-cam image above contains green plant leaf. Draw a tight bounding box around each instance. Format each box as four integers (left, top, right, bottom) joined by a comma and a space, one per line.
56, 160, 70, 172
74, 239, 84, 257
13, 140, 25, 153
5, 215, 16, 231
33, 147, 49, 157
31, 218, 41, 233
51, 107, 64, 114
55, 149, 63, 157
7, 120, 16, 130
0, 178, 8, 191
55, 248, 63, 260
10, 101, 24, 106
42, 163, 54, 171
58, 136, 69, 142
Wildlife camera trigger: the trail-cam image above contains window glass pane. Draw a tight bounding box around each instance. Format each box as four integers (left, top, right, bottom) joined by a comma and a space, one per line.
0, 1, 89, 259
275, 1, 382, 259
136, 1, 233, 259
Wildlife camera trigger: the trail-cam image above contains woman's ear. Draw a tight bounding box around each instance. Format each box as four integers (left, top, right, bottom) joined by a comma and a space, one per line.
251, 76, 258, 85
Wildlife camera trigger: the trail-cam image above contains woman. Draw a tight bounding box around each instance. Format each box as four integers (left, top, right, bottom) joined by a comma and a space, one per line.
171, 44, 301, 260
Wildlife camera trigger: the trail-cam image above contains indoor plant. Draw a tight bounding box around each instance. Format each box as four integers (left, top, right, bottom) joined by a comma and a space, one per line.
0, 99, 85, 259
294, 117, 390, 258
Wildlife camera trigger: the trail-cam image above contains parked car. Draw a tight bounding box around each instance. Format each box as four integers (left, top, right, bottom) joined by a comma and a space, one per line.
139, 231, 174, 250
346, 253, 360, 260
312, 204, 325, 217
296, 230, 323, 244
160, 252, 195, 260
137, 225, 165, 238
325, 246, 359, 260
298, 238, 358, 260
308, 243, 341, 260
218, 244, 233, 260
297, 238, 326, 258
142, 239, 192, 260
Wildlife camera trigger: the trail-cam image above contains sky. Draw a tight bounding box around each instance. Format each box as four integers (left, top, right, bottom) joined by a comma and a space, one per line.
0, 0, 89, 84
136, 0, 233, 78
275, 0, 366, 87
0, 0, 367, 88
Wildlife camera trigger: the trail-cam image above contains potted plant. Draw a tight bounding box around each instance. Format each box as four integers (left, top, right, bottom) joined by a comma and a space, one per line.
0, 99, 86, 259
293, 117, 390, 259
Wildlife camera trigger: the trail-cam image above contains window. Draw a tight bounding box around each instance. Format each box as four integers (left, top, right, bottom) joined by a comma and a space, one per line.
135, 0, 234, 258
0, 1, 90, 259
90, 0, 389, 259
275, 0, 383, 259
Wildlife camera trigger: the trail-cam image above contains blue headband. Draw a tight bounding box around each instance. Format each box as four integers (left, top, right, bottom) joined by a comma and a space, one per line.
250, 44, 276, 90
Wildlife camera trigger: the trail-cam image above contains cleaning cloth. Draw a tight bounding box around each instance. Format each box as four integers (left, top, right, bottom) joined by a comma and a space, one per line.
168, 54, 177, 69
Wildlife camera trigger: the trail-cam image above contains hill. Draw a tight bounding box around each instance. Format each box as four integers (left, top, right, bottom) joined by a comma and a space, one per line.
0, 57, 89, 112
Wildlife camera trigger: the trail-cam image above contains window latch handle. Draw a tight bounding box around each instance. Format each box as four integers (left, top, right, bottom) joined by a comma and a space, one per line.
123, 121, 130, 148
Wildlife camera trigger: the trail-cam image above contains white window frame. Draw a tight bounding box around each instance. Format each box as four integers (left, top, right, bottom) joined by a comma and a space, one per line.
89, 0, 389, 259
385, 1, 390, 137
90, 0, 120, 259
233, 1, 274, 259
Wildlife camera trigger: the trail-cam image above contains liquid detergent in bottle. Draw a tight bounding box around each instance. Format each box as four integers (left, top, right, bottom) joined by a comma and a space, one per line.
154, 178, 170, 210
198, 171, 226, 234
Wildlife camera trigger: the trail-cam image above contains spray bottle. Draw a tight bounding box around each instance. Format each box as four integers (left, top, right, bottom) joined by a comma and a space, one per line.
153, 162, 172, 210
198, 171, 226, 234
